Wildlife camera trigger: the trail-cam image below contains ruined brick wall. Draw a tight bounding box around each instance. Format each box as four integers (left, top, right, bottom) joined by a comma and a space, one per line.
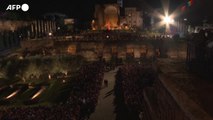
143, 79, 190, 120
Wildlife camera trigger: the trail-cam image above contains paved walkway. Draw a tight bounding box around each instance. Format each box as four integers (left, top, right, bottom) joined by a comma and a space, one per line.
89, 69, 117, 120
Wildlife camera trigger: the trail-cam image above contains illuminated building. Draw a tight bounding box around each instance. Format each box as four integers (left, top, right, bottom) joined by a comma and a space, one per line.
0, 20, 29, 32
64, 18, 75, 32
94, 4, 120, 30
124, 8, 143, 29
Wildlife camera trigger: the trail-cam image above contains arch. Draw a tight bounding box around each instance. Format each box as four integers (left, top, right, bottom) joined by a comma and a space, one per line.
104, 5, 119, 29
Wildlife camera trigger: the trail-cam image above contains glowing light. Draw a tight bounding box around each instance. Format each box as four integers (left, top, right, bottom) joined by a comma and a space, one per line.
48, 32, 52, 36
106, 22, 111, 30
19, 56, 24, 60
159, 14, 176, 33
31, 87, 46, 99
151, 0, 179, 33
48, 74, 51, 80
163, 15, 174, 25
5, 90, 19, 99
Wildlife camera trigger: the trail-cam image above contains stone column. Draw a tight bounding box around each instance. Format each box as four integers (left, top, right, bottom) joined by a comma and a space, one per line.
41, 20, 44, 37
40, 20, 43, 37
44, 21, 47, 36
47, 21, 51, 33
38, 20, 41, 37
50, 21, 52, 32
34, 20, 38, 38
30, 22, 34, 38
53, 21, 56, 32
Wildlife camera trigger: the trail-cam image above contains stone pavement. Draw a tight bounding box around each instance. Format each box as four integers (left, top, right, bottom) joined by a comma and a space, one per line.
89, 69, 117, 120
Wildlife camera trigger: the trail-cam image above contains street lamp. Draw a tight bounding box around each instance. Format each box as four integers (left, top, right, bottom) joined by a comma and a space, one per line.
162, 15, 175, 34
163, 15, 174, 25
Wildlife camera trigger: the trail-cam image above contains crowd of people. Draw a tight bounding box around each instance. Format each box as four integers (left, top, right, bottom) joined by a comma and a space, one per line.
114, 64, 157, 120
54, 31, 172, 43
27, 70, 72, 82
0, 61, 104, 120
65, 62, 104, 120
23, 47, 58, 57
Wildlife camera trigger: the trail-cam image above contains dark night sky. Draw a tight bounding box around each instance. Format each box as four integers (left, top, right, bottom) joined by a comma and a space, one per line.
0, 0, 213, 25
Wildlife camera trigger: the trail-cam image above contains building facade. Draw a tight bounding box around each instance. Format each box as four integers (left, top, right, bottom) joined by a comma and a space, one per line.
122, 7, 143, 30
93, 4, 120, 30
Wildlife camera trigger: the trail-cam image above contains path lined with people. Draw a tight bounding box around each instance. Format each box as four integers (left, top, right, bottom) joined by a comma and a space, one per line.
89, 68, 118, 120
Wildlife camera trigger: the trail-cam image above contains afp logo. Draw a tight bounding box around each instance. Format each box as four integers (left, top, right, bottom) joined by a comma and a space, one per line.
6, 4, 29, 12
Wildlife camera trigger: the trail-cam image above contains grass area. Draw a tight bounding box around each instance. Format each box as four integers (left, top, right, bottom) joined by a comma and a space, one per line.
0, 76, 76, 107
0, 55, 85, 108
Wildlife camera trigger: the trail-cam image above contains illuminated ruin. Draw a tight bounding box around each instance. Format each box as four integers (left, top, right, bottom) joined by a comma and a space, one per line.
94, 4, 120, 30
